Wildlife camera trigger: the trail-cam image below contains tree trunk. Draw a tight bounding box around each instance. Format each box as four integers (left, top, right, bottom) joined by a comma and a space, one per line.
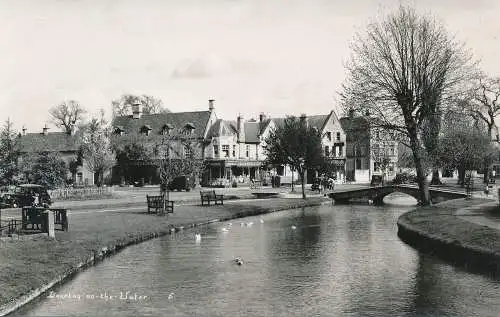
430, 169, 442, 185
408, 126, 430, 205
299, 171, 306, 199
458, 166, 466, 187
484, 123, 494, 184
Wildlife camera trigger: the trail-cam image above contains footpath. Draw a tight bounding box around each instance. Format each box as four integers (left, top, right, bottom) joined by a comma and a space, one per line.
0, 192, 329, 316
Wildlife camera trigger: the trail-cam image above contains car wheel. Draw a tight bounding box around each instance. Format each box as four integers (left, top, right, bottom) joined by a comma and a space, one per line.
186, 188, 191, 192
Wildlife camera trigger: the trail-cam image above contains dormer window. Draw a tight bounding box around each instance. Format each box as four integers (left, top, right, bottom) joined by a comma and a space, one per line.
161, 124, 173, 135
184, 122, 195, 135
113, 126, 125, 135
140, 125, 152, 136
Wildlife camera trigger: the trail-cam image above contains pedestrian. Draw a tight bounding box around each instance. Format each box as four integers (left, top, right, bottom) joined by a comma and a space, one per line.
33, 193, 40, 207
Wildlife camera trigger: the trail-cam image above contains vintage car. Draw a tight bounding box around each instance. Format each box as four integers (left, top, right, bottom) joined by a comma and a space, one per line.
2, 184, 52, 208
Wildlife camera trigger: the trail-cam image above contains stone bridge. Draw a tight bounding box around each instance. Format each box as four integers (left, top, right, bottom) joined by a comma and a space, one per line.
328, 185, 468, 205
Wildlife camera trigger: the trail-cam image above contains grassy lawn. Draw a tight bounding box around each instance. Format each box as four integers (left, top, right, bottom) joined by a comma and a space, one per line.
398, 198, 500, 265
0, 197, 327, 311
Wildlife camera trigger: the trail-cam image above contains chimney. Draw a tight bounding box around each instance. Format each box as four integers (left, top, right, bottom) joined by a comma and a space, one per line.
259, 112, 266, 123
299, 113, 308, 128
42, 124, 49, 136
237, 114, 245, 143
22, 126, 27, 136
132, 101, 142, 119
208, 99, 215, 112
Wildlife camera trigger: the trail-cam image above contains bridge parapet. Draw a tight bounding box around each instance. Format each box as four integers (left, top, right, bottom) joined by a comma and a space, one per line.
328, 185, 467, 205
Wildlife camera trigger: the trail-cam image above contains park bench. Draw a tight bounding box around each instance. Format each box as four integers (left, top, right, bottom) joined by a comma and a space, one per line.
200, 190, 224, 206
146, 195, 174, 215
250, 180, 262, 189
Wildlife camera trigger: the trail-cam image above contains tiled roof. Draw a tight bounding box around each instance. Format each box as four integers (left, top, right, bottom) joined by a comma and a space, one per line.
272, 114, 328, 131
307, 115, 328, 131
259, 119, 272, 134
19, 132, 80, 153
206, 120, 238, 138
112, 111, 212, 139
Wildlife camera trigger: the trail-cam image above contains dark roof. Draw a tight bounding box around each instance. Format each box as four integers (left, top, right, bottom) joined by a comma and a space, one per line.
206, 120, 237, 138
307, 115, 328, 130
244, 122, 260, 143
259, 119, 272, 134
272, 114, 328, 131
19, 132, 80, 153
339, 116, 371, 142
113, 111, 212, 139
206, 119, 222, 138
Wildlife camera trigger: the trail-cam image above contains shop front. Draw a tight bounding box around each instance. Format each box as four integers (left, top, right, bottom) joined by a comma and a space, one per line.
202, 159, 264, 187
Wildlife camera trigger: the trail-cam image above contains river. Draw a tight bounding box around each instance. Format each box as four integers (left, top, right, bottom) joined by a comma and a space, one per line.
10, 195, 500, 316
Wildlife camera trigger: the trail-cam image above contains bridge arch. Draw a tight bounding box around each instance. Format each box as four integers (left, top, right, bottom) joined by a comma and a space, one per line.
328, 185, 467, 205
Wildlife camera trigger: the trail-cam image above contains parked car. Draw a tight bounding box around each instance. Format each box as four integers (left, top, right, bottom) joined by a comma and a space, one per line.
168, 176, 196, 192
3, 184, 52, 208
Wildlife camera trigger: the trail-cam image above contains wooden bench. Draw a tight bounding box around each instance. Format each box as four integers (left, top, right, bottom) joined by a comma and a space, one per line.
146, 195, 174, 215
200, 190, 224, 206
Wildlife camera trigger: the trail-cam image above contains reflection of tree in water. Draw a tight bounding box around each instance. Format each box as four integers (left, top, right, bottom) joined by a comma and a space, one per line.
265, 209, 325, 303
346, 209, 372, 246
408, 253, 500, 317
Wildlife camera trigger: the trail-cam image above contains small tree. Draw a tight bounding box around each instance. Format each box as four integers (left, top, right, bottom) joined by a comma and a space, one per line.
49, 100, 87, 134
31, 151, 67, 189
438, 127, 494, 186
157, 128, 203, 201
264, 116, 325, 199
0, 119, 20, 186
463, 75, 500, 183
78, 110, 115, 186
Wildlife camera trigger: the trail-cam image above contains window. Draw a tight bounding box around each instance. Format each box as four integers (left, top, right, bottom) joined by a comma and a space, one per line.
213, 145, 219, 156
222, 145, 230, 157
184, 146, 192, 158
389, 145, 395, 156
246, 145, 250, 158
374, 162, 380, 172
326, 132, 332, 141
355, 158, 362, 169
338, 145, 343, 157
232, 145, 236, 157
77, 172, 83, 184
336, 132, 341, 141
325, 146, 330, 156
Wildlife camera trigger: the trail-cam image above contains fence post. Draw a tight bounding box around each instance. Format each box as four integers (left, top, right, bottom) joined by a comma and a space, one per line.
46, 210, 55, 238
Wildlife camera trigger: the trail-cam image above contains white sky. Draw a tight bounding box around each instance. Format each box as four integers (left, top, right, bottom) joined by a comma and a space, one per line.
1, 0, 499, 131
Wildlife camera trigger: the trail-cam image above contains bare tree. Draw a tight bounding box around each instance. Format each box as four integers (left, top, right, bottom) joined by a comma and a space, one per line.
341, 6, 473, 205
78, 110, 115, 186
111, 94, 170, 118
156, 127, 203, 202
49, 100, 87, 134
462, 75, 500, 183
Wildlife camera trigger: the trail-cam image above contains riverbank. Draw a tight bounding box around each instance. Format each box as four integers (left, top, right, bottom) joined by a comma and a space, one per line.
397, 198, 500, 275
0, 197, 329, 316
